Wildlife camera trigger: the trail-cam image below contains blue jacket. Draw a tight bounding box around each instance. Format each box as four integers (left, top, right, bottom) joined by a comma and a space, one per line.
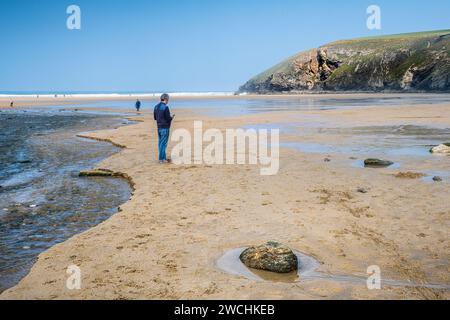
154, 102, 173, 129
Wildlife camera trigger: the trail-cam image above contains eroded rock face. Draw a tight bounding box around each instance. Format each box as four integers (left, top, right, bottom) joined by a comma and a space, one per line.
430, 143, 450, 154
239, 241, 298, 273
364, 159, 394, 168
400, 68, 415, 90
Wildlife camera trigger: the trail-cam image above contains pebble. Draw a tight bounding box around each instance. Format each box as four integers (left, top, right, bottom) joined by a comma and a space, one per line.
357, 188, 368, 194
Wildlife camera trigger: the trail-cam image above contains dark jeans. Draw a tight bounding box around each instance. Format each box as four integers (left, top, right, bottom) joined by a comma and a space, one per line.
158, 128, 170, 161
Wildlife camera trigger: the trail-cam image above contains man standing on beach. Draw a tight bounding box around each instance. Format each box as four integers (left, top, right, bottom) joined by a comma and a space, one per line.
135, 99, 141, 112
154, 94, 174, 164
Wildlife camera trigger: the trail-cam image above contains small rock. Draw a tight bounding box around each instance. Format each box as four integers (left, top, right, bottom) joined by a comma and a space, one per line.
240, 241, 298, 273
433, 176, 443, 182
430, 143, 450, 154
417, 233, 427, 238
29, 204, 37, 208
324, 158, 331, 162
364, 158, 394, 168
357, 188, 368, 194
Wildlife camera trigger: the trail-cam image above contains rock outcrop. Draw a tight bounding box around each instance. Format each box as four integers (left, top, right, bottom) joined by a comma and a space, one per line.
430, 143, 450, 154
239, 241, 298, 273
394, 172, 426, 179
79, 169, 114, 177
239, 30, 450, 93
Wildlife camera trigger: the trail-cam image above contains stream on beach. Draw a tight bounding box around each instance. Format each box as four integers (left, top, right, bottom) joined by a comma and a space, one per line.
0, 110, 132, 292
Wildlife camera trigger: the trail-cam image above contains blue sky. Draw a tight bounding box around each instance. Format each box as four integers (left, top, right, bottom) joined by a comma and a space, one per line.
0, 0, 449, 92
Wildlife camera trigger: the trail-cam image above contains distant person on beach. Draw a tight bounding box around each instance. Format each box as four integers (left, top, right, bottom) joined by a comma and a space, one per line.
135, 99, 141, 112
10, 101, 14, 108
154, 94, 174, 164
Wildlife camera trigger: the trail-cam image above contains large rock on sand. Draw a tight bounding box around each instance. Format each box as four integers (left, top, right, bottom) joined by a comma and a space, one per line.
364, 158, 394, 168
240, 241, 298, 273
430, 143, 450, 154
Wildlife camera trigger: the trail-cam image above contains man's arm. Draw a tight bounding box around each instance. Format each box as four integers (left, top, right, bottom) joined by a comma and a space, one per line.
154, 106, 157, 121
165, 107, 173, 122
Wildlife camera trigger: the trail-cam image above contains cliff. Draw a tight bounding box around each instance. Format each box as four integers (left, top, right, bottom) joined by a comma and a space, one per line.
239, 30, 450, 93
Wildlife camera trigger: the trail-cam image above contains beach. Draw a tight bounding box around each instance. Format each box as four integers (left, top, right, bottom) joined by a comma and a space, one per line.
0, 94, 449, 300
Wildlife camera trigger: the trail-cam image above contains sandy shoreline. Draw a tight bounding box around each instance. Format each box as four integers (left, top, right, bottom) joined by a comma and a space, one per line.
2, 92, 450, 108
1, 98, 449, 300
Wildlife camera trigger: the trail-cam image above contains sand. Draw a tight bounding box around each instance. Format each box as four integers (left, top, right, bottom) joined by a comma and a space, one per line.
0, 97, 449, 300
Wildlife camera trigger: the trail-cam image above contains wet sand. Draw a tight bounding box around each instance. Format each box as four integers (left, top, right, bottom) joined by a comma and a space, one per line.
0, 96, 449, 300
2, 92, 450, 109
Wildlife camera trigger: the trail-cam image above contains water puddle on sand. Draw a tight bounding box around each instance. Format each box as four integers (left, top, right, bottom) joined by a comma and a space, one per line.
281, 142, 435, 159
217, 248, 450, 290
349, 162, 449, 183
279, 124, 450, 174
217, 248, 320, 283
421, 170, 450, 183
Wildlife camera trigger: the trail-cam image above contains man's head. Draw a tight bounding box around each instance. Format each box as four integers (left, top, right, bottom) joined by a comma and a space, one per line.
160, 93, 170, 104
